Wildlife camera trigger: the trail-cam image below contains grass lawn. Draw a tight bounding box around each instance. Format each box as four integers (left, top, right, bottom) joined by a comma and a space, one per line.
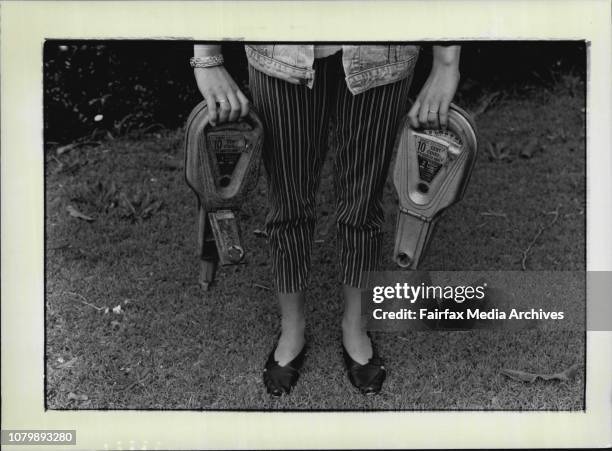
45, 75, 585, 410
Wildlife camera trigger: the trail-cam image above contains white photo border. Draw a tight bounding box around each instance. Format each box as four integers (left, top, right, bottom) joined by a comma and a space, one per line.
1, 1, 610, 449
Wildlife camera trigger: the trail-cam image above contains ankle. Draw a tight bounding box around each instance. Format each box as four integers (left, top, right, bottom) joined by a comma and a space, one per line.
281, 316, 306, 336
275, 321, 306, 365
341, 316, 364, 334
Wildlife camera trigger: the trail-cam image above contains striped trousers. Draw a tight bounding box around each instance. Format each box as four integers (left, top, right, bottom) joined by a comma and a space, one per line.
249, 52, 414, 293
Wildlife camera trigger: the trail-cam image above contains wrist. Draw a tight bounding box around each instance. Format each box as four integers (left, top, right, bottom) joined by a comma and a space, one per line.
193, 44, 222, 58
432, 59, 460, 72
432, 45, 460, 67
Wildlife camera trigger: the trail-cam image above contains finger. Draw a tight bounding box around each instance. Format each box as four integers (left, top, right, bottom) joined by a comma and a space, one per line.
226, 90, 241, 122
418, 102, 431, 128
236, 90, 250, 118
439, 100, 450, 130
408, 100, 421, 128
427, 104, 440, 129
203, 92, 218, 126
429, 111, 440, 130
217, 98, 231, 123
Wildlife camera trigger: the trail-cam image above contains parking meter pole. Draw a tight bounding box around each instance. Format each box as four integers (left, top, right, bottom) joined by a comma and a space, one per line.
394, 211, 437, 269
198, 204, 218, 290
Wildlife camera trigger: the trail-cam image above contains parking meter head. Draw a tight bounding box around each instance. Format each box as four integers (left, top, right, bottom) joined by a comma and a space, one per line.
184, 100, 264, 210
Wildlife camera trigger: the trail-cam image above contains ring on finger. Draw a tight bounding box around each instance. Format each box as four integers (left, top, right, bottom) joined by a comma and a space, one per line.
428, 110, 438, 115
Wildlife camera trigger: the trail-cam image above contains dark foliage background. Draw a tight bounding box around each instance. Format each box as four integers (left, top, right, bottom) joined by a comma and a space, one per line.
43, 41, 585, 145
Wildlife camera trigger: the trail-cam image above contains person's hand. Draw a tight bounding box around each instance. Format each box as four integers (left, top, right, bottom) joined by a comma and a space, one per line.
408, 45, 461, 130
194, 65, 250, 126
408, 64, 460, 130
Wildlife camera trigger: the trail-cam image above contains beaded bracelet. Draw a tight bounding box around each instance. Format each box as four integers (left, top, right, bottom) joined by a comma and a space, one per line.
190, 55, 224, 68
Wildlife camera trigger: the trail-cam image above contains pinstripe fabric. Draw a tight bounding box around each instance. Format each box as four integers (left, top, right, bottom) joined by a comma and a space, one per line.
249, 52, 414, 292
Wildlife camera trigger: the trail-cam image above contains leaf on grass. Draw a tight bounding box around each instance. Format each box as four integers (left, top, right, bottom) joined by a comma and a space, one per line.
501, 363, 581, 383
119, 192, 138, 217
520, 137, 541, 159
501, 368, 538, 382
112, 305, 122, 314
140, 200, 163, 218
56, 143, 78, 155
162, 158, 183, 170
480, 210, 507, 219
67, 392, 88, 401
118, 190, 162, 220
66, 205, 94, 222
253, 283, 271, 291
253, 229, 268, 238
472, 91, 501, 118
56, 357, 78, 369
486, 140, 513, 162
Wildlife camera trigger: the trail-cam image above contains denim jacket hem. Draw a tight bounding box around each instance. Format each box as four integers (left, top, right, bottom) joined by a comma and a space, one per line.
245, 46, 315, 88
344, 56, 418, 95
245, 44, 419, 94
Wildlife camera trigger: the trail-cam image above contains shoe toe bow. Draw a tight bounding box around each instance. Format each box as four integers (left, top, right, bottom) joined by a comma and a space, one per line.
263, 346, 306, 397
342, 343, 386, 395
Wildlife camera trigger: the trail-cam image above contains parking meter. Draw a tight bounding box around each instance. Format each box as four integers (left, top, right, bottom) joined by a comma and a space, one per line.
392, 104, 478, 269
184, 100, 264, 289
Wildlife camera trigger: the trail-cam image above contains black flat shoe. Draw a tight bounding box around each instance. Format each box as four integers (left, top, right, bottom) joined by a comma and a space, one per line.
263, 342, 307, 397
342, 334, 386, 395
